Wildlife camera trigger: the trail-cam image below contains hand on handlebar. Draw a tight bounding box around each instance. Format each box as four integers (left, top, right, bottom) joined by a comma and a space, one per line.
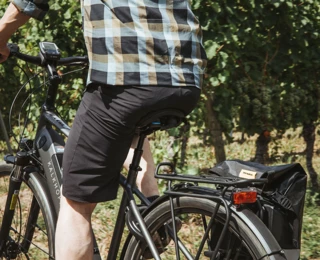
0, 42, 88, 67
0, 44, 10, 63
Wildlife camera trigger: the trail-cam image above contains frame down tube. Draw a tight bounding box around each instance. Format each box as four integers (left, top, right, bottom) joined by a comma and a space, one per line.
36, 110, 102, 259
35, 110, 70, 212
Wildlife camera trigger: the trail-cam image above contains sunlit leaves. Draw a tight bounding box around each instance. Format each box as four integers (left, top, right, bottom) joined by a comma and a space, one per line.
193, 0, 320, 137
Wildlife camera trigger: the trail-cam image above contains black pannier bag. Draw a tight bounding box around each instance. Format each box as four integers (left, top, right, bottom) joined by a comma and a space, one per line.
209, 160, 307, 250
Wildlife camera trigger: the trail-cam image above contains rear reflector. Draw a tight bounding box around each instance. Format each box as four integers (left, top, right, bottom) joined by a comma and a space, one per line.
233, 190, 257, 205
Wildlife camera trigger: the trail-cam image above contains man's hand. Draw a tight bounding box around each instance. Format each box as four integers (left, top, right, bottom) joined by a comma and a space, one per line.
0, 45, 9, 63
0, 3, 30, 63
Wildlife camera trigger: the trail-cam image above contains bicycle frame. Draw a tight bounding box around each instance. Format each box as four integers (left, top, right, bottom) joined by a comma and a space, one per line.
34, 82, 162, 260
34, 111, 163, 259
0, 52, 163, 259
0, 114, 294, 260
0, 44, 295, 260
0, 60, 70, 258
35, 109, 68, 213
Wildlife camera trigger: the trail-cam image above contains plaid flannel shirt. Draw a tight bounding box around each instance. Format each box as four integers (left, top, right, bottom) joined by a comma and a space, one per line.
12, 0, 207, 88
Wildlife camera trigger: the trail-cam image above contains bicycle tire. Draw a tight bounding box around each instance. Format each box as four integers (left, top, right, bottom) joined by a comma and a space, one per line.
124, 196, 270, 260
0, 166, 55, 259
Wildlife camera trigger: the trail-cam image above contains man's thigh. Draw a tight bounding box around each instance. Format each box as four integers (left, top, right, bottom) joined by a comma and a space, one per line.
62, 84, 200, 203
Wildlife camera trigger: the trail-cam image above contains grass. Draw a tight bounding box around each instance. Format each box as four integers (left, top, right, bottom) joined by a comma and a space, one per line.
1, 127, 320, 259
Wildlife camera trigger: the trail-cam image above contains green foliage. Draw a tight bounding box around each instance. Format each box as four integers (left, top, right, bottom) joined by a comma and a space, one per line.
1, 0, 320, 141
192, 0, 320, 136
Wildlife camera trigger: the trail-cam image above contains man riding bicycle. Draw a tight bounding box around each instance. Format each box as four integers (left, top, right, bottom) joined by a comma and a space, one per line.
0, 0, 207, 259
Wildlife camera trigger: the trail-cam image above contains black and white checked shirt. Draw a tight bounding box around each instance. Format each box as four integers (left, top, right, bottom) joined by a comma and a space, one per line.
13, 0, 207, 88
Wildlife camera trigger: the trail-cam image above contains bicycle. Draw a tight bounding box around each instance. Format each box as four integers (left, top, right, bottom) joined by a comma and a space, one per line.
0, 42, 297, 260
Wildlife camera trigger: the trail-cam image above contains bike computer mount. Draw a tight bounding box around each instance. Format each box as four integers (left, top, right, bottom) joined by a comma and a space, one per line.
39, 42, 61, 62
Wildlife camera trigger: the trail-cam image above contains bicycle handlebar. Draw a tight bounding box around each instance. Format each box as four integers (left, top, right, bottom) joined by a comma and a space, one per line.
7, 43, 88, 67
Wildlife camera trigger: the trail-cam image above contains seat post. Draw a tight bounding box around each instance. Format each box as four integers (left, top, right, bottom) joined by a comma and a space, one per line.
108, 133, 147, 260
126, 132, 147, 187
126, 109, 185, 187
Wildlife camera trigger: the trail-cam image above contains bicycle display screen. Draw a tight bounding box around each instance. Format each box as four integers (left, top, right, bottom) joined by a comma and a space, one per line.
39, 42, 61, 61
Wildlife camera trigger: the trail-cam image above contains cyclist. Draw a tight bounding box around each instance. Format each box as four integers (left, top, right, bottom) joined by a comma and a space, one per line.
0, 1, 207, 259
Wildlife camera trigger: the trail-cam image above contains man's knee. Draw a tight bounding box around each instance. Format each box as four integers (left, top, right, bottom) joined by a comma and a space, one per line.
60, 195, 96, 215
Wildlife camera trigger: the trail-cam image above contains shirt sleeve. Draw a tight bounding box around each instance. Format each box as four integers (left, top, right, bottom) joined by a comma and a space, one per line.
11, 0, 49, 21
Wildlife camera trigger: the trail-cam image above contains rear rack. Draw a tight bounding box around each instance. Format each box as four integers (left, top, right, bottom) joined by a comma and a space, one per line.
155, 162, 267, 187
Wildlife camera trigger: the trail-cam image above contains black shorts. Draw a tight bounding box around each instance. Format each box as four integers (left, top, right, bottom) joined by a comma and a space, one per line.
62, 84, 200, 203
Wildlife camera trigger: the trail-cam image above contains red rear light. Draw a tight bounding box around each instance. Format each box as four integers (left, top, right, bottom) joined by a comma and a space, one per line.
233, 189, 257, 205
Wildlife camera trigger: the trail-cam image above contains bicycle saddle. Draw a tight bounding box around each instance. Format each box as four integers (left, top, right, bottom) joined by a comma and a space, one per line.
136, 109, 185, 135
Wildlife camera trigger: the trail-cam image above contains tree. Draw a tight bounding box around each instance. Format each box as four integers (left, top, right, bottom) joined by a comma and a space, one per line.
193, 1, 320, 181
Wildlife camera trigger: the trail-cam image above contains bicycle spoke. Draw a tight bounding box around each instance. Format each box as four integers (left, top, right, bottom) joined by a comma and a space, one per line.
35, 223, 48, 236
0, 175, 51, 259
10, 226, 50, 256
126, 197, 269, 260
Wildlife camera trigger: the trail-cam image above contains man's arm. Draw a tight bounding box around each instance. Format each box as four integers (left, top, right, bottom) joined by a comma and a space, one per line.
0, 3, 30, 62
0, 0, 50, 63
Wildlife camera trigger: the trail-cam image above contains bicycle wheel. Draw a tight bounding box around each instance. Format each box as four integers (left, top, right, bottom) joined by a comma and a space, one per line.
124, 196, 269, 260
0, 165, 55, 259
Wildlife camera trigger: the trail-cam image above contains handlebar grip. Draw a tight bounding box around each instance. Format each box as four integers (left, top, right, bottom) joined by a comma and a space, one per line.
8, 43, 42, 65
7, 43, 19, 57
58, 56, 89, 66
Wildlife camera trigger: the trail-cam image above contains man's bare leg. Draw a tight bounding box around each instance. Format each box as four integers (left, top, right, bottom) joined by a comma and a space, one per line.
55, 137, 158, 259
123, 137, 159, 197
55, 196, 96, 260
